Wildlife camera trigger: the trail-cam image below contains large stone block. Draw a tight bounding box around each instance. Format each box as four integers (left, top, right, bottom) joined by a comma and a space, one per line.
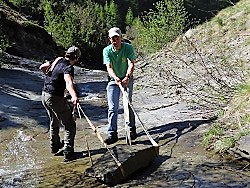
84, 144, 159, 186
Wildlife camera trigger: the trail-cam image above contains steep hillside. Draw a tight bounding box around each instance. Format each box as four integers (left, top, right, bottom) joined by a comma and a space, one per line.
0, 3, 62, 60
134, 0, 250, 157
136, 0, 250, 107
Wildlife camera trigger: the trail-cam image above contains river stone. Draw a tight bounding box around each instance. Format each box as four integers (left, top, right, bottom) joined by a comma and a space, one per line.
232, 134, 250, 159
84, 144, 159, 186
234, 135, 250, 159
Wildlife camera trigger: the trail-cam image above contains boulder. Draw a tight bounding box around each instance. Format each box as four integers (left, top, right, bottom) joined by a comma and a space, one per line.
230, 134, 250, 160
84, 144, 159, 186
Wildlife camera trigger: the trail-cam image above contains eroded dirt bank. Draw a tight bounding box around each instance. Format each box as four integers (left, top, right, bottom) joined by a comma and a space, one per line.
1, 56, 250, 187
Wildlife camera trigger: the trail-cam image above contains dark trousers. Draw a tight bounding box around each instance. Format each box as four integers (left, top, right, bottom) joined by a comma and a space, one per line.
41, 91, 76, 153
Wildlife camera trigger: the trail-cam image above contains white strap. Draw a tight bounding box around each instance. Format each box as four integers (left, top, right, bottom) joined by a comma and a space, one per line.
77, 105, 93, 165
45, 57, 63, 74
122, 89, 132, 145
119, 84, 159, 147
77, 104, 126, 177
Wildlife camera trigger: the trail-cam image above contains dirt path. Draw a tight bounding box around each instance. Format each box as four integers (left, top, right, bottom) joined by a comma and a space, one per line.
0, 57, 250, 187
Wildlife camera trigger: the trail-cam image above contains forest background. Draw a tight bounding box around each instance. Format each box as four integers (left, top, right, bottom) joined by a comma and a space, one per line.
0, 0, 239, 70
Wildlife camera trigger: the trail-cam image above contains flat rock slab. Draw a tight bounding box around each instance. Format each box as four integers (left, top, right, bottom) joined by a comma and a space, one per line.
84, 144, 159, 186
231, 134, 250, 159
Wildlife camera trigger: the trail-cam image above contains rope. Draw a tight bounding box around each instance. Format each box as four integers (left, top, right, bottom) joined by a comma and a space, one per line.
122, 88, 132, 145
76, 105, 93, 165
118, 84, 159, 147
76, 103, 126, 177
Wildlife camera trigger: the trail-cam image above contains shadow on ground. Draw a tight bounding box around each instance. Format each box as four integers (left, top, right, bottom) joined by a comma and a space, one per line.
134, 119, 213, 147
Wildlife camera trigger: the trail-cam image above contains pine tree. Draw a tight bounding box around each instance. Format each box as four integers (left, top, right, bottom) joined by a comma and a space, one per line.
125, 7, 134, 27
104, 0, 120, 29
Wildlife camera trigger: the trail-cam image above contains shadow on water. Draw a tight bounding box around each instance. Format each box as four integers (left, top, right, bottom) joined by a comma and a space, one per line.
120, 159, 250, 187
152, 119, 213, 146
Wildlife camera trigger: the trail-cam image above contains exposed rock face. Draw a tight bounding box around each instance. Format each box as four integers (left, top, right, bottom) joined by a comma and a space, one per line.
0, 3, 62, 61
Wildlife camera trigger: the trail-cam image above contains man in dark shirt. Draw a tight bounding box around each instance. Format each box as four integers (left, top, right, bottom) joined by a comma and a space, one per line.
40, 46, 81, 162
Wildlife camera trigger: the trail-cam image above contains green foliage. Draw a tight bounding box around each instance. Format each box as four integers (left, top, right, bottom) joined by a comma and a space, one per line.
216, 17, 224, 27
202, 124, 224, 147
0, 28, 10, 56
236, 82, 250, 94
41, 0, 57, 34
41, 0, 83, 47
213, 128, 250, 153
104, 0, 121, 29
125, 7, 134, 27
40, 0, 122, 69
239, 128, 250, 137
132, 0, 188, 55
7, 0, 237, 69
0, 37, 9, 55
77, 0, 108, 64
241, 114, 250, 125
57, 5, 82, 47
214, 137, 236, 153
184, 0, 240, 23
8, 0, 43, 21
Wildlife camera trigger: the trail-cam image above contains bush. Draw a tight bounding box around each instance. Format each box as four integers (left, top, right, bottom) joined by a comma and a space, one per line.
132, 0, 188, 55
0, 29, 10, 56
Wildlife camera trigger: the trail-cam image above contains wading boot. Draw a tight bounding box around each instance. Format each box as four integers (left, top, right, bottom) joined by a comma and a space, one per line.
54, 148, 64, 156
64, 152, 75, 162
130, 132, 138, 140
104, 134, 118, 145
51, 140, 64, 155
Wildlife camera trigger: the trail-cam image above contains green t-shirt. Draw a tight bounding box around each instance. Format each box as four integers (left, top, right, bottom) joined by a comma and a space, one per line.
103, 42, 136, 79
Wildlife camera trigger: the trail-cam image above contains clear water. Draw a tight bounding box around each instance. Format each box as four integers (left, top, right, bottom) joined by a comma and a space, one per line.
0, 130, 40, 188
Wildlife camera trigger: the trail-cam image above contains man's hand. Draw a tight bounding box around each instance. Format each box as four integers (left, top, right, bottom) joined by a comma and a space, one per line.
71, 96, 79, 105
121, 76, 129, 87
114, 76, 121, 85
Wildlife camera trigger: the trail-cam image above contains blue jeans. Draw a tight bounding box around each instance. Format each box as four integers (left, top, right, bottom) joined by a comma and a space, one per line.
106, 79, 136, 137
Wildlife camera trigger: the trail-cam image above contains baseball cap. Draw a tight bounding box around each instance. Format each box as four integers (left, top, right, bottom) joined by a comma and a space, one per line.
66, 46, 81, 59
108, 27, 122, 38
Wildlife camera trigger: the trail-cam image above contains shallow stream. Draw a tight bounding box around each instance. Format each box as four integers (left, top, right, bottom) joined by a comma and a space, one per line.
1, 63, 250, 187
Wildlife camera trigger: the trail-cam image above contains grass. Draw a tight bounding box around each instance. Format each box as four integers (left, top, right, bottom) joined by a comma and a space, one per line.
201, 19, 250, 151
203, 82, 250, 153
237, 82, 250, 94
202, 124, 224, 148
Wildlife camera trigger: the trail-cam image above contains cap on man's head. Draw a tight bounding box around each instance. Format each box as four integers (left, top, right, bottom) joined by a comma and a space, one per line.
66, 46, 81, 59
108, 27, 122, 38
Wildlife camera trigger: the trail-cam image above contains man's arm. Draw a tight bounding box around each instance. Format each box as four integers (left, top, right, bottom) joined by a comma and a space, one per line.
125, 59, 135, 78
39, 57, 63, 74
106, 63, 121, 85
121, 59, 135, 87
39, 61, 50, 74
64, 74, 78, 105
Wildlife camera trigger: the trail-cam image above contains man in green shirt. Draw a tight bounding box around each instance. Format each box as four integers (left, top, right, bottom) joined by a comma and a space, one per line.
103, 27, 137, 145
